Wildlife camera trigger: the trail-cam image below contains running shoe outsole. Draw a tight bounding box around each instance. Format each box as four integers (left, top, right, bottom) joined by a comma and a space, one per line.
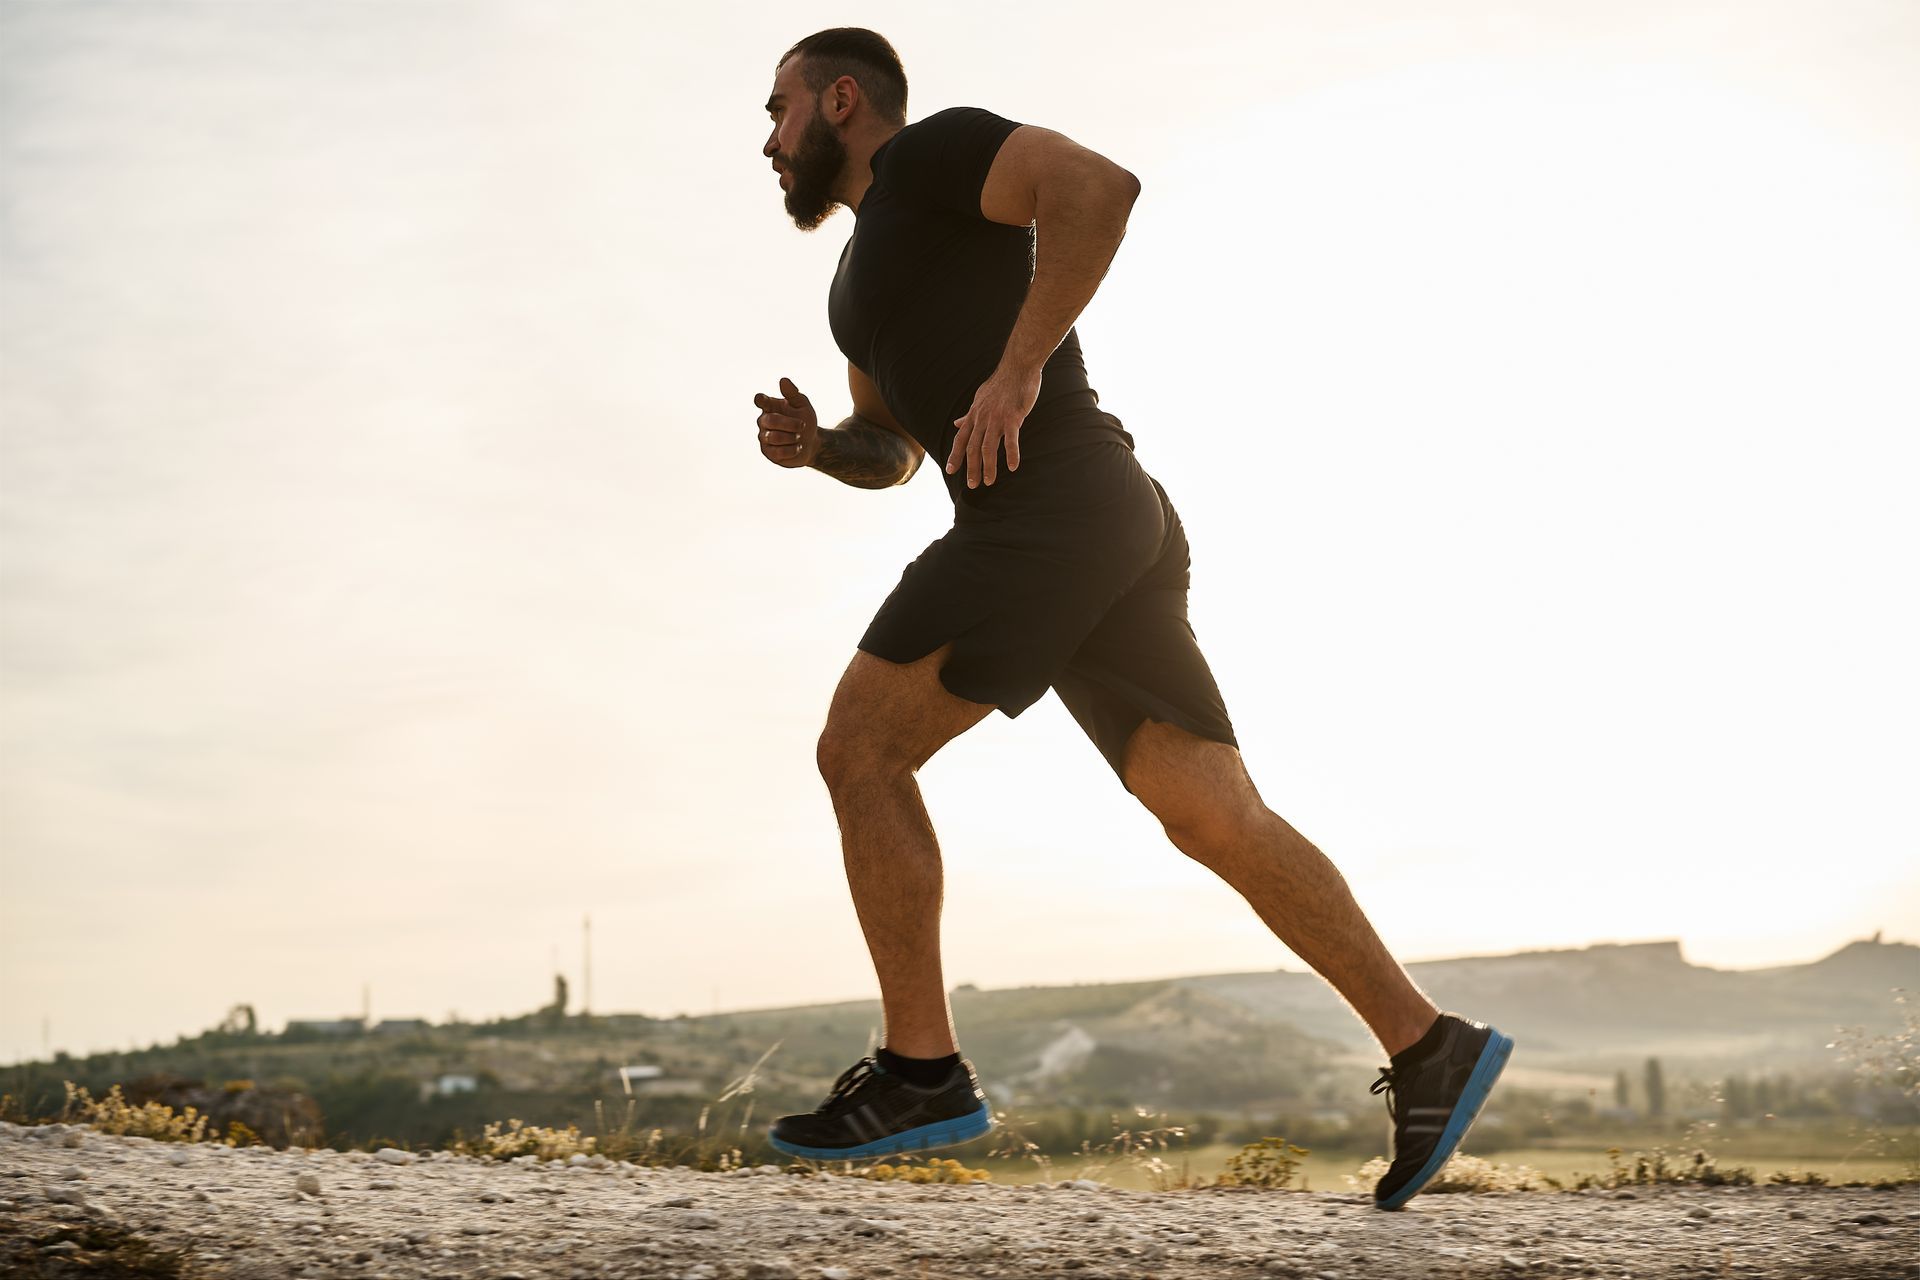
1375, 1029, 1515, 1211
768, 1100, 995, 1161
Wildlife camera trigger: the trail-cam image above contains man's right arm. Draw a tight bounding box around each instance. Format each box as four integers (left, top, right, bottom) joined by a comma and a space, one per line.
809, 362, 925, 489
812, 414, 922, 489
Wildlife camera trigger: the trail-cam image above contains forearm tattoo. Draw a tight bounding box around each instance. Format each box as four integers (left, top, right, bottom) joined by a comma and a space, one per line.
810, 414, 922, 489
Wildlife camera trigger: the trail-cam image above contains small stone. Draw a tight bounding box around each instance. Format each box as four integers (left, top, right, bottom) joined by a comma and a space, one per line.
45, 1185, 87, 1206
60, 1130, 84, 1148
1501, 1257, 1527, 1271
1168, 1231, 1200, 1244
1853, 1213, 1894, 1226
819, 1269, 853, 1280
1686, 1206, 1712, 1220
296, 1172, 322, 1196
1068, 1178, 1103, 1191
39, 1242, 82, 1256
746, 1262, 798, 1280
404, 1229, 432, 1244
681, 1210, 722, 1229
375, 1147, 416, 1165
1612, 1190, 1638, 1200
369, 1180, 400, 1190
167, 1150, 191, 1166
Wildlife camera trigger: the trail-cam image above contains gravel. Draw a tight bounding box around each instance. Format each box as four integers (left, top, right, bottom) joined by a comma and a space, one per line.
2, 1120, 1917, 1279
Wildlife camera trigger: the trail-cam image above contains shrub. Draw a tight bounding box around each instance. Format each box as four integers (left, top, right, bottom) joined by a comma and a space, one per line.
452, 1118, 597, 1162
1216, 1136, 1310, 1190
844, 1157, 992, 1184
60, 1082, 212, 1144
1565, 1146, 1756, 1189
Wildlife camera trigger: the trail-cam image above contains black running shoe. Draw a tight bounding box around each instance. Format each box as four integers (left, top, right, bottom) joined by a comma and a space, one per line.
1369, 1012, 1515, 1210
767, 1054, 995, 1161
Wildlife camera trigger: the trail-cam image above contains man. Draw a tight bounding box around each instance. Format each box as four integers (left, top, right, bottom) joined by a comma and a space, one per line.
752, 27, 1512, 1210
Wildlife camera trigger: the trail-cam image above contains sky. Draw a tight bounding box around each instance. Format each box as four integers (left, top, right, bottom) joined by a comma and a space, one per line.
1, 0, 1916, 1068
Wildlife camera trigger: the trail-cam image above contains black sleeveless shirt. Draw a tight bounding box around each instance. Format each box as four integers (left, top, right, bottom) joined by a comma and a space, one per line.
827, 106, 1135, 509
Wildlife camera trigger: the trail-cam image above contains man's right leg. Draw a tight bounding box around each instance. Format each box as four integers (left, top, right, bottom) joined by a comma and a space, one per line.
816, 641, 996, 1058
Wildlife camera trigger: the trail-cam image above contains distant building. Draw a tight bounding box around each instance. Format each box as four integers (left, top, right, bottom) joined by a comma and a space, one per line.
418, 1073, 479, 1102
372, 1019, 430, 1036
285, 1019, 365, 1036
618, 1064, 702, 1096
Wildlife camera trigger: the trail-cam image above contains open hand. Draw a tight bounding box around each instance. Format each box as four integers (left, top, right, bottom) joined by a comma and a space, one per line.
947, 364, 1043, 487
754, 376, 819, 468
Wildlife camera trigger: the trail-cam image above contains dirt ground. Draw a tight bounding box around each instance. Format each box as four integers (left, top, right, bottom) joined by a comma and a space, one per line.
3, 1121, 1916, 1280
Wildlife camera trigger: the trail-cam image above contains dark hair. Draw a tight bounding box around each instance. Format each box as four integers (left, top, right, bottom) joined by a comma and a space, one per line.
777, 27, 908, 128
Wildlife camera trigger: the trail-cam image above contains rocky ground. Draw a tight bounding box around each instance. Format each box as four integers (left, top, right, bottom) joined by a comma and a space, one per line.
2, 1122, 1917, 1280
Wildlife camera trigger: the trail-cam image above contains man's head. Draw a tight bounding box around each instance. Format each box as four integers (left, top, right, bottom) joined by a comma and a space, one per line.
764, 27, 908, 231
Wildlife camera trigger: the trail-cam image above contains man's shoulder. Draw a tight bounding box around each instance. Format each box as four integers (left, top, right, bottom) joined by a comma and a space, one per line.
876, 107, 1025, 213
909, 105, 1004, 130
886, 106, 1018, 151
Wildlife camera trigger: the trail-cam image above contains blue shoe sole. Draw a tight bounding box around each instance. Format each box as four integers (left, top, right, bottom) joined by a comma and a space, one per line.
1375, 1028, 1515, 1211
768, 1100, 996, 1161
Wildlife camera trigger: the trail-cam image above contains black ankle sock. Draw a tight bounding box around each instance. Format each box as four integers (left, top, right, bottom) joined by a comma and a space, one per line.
1391, 1014, 1450, 1069
876, 1046, 962, 1086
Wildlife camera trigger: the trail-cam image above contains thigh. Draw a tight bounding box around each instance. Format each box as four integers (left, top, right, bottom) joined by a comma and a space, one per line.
860, 452, 1168, 720
1052, 492, 1238, 790
824, 641, 997, 772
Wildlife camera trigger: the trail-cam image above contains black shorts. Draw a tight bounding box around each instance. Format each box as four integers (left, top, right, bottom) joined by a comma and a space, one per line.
857, 438, 1238, 790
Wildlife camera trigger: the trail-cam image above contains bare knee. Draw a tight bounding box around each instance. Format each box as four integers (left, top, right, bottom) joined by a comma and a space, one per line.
1122, 721, 1271, 863
1155, 797, 1272, 865
816, 718, 913, 794
816, 647, 994, 794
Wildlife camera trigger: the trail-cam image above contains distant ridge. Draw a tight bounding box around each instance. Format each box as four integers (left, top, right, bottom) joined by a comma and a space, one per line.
711, 936, 1917, 1084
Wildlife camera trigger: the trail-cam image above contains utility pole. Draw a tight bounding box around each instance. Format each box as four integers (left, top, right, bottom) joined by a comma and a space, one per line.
582, 913, 593, 1016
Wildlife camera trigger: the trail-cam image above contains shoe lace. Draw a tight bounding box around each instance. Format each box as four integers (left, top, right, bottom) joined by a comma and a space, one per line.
820, 1056, 880, 1114
1370, 1065, 1400, 1123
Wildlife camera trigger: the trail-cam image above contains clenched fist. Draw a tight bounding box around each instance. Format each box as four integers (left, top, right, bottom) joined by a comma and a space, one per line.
754, 376, 820, 468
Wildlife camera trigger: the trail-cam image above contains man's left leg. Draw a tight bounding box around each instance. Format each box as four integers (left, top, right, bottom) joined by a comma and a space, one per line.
1119, 720, 1438, 1056
1119, 719, 1515, 1210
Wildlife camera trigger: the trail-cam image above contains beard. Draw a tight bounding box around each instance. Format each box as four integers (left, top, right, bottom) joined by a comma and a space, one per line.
782, 111, 848, 231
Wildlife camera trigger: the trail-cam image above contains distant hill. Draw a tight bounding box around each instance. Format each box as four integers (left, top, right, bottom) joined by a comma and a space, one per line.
717, 935, 1917, 1108
1176, 936, 1919, 1071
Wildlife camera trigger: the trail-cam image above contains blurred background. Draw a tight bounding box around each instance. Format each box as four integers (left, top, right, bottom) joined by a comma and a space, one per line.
2, 0, 1915, 1139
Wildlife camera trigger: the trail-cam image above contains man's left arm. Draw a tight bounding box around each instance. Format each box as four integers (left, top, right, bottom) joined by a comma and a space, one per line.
946, 127, 1141, 488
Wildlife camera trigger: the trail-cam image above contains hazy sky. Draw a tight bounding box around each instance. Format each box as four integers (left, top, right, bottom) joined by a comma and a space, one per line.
2, 0, 1916, 1067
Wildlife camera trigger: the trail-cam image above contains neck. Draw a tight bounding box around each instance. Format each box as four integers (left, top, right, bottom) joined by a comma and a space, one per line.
843, 128, 900, 214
